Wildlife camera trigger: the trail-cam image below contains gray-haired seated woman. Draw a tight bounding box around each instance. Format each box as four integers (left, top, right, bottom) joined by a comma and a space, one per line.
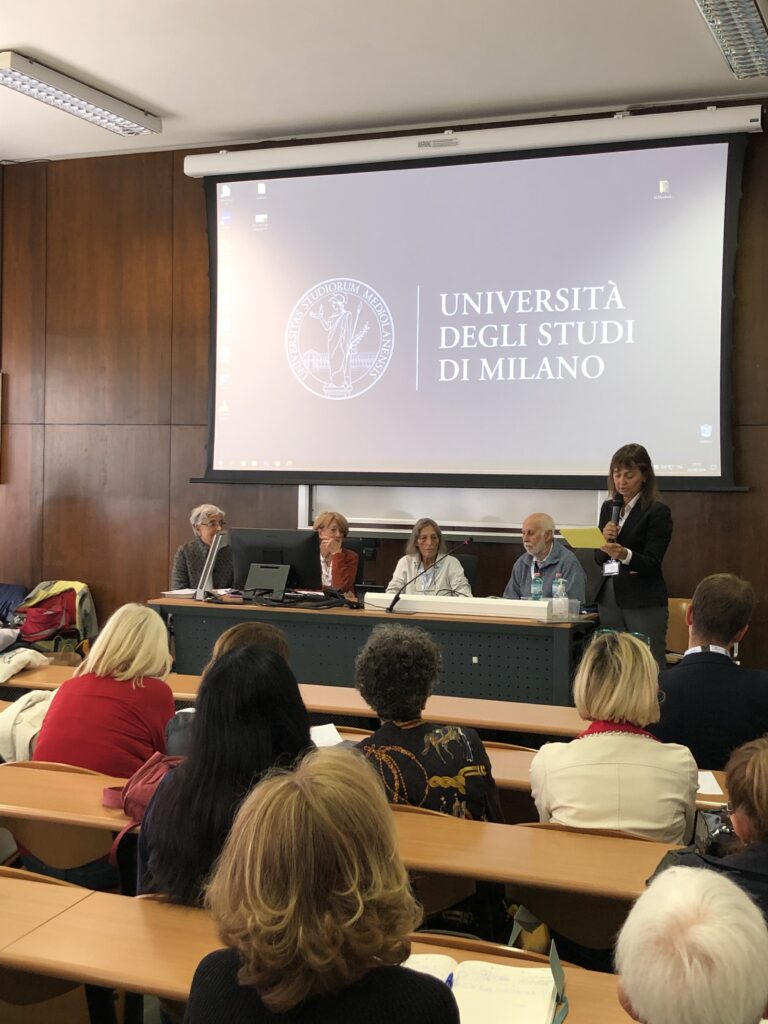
355, 623, 504, 937
171, 503, 233, 590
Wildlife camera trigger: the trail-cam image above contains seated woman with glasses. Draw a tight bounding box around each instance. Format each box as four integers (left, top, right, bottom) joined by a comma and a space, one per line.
385, 518, 470, 597
170, 503, 233, 590
670, 737, 768, 920
529, 631, 697, 843
184, 746, 459, 1024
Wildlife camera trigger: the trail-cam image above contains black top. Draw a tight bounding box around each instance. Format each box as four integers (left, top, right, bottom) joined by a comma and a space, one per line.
183, 948, 460, 1024
651, 652, 768, 769
357, 720, 503, 822
595, 498, 672, 608
671, 841, 768, 922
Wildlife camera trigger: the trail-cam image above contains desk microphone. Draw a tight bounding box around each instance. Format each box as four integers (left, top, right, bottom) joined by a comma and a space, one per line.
386, 537, 473, 613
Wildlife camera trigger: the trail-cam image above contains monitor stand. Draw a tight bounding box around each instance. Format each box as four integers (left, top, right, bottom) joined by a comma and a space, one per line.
244, 563, 290, 601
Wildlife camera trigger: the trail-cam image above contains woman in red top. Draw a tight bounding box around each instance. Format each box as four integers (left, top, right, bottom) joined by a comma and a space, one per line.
34, 603, 175, 777
312, 510, 359, 598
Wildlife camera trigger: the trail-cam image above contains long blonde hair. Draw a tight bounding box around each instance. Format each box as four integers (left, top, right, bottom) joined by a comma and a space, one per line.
75, 603, 172, 683
206, 746, 421, 1012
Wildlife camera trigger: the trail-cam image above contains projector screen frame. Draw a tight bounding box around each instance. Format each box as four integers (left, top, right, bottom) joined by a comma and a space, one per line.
199, 132, 745, 492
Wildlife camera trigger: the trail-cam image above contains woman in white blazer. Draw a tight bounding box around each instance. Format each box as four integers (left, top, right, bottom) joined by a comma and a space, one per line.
530, 631, 697, 843
385, 518, 471, 597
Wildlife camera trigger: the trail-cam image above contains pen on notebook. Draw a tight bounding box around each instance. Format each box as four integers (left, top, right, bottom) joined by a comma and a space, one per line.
444, 972, 454, 989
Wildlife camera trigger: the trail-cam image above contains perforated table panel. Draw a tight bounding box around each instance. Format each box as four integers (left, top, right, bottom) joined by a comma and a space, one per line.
153, 602, 593, 707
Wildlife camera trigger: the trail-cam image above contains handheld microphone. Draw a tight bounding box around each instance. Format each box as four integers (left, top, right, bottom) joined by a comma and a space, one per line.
610, 494, 623, 526
387, 537, 473, 613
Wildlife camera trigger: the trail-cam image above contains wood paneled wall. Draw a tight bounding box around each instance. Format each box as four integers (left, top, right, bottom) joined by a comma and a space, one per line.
1, 136, 768, 666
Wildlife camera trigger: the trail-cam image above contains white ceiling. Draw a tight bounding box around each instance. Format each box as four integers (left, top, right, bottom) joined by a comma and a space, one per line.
2, 0, 767, 164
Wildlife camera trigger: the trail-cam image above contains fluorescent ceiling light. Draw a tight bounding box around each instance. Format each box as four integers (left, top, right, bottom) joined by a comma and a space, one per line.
0, 50, 161, 136
693, 0, 768, 78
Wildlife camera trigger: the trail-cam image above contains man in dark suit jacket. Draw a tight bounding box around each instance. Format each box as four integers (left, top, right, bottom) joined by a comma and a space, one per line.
651, 573, 768, 769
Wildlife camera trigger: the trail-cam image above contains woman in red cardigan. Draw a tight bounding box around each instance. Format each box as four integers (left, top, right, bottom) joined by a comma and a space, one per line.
312, 510, 359, 599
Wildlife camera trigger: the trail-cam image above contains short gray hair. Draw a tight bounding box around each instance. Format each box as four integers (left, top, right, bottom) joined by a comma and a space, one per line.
190, 504, 225, 531
616, 867, 768, 1024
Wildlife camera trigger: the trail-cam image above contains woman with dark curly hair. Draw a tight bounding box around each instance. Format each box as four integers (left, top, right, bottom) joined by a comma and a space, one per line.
185, 746, 459, 1023
354, 623, 502, 822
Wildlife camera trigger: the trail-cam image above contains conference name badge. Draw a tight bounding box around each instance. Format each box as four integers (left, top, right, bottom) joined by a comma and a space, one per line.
602, 560, 620, 577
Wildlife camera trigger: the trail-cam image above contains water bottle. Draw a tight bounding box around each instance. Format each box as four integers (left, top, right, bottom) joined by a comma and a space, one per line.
531, 572, 544, 601
552, 573, 569, 619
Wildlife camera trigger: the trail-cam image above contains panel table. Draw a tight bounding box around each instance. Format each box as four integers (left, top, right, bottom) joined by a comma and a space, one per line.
149, 597, 595, 705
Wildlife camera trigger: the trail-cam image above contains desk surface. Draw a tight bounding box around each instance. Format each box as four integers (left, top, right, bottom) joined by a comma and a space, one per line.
0, 883, 622, 1020
0, 765, 668, 899
392, 808, 670, 899
6, 664, 589, 737
0, 875, 93, 951
150, 596, 587, 631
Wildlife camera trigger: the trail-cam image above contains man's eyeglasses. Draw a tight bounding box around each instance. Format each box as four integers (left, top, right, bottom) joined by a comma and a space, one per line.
201, 518, 226, 528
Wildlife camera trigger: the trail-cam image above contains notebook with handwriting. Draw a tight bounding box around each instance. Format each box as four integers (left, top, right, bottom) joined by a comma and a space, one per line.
405, 954, 558, 1024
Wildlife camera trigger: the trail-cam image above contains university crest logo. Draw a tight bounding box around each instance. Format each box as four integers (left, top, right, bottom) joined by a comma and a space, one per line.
285, 278, 394, 399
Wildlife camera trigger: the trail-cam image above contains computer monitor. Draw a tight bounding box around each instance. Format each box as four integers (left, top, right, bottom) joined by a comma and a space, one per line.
229, 528, 322, 591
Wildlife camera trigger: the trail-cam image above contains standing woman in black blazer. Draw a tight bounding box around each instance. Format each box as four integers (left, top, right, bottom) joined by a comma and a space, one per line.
596, 443, 672, 666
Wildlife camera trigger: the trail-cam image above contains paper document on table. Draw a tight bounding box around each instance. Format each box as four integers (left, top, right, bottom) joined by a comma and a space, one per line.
698, 770, 722, 796
310, 723, 344, 747
559, 527, 605, 549
405, 955, 558, 1024
161, 589, 197, 597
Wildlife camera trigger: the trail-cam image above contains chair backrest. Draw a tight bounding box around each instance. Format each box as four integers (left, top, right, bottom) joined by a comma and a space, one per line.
390, 802, 445, 818
0, 816, 114, 870
414, 930, 551, 965
484, 739, 537, 753
520, 821, 655, 841
342, 537, 366, 585
10, 761, 101, 775
667, 597, 692, 656
455, 553, 479, 592
0, 761, 113, 869
0, 863, 76, 886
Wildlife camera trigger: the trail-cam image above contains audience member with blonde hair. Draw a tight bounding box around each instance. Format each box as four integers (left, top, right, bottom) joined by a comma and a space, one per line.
529, 631, 697, 842
184, 746, 459, 1023
671, 736, 768, 918
616, 867, 768, 1024
34, 603, 175, 777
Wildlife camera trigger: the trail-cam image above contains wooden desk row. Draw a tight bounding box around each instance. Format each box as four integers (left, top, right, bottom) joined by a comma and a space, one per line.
1, 667, 727, 807
0, 764, 671, 902
0, 875, 626, 1021
5, 662, 588, 737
